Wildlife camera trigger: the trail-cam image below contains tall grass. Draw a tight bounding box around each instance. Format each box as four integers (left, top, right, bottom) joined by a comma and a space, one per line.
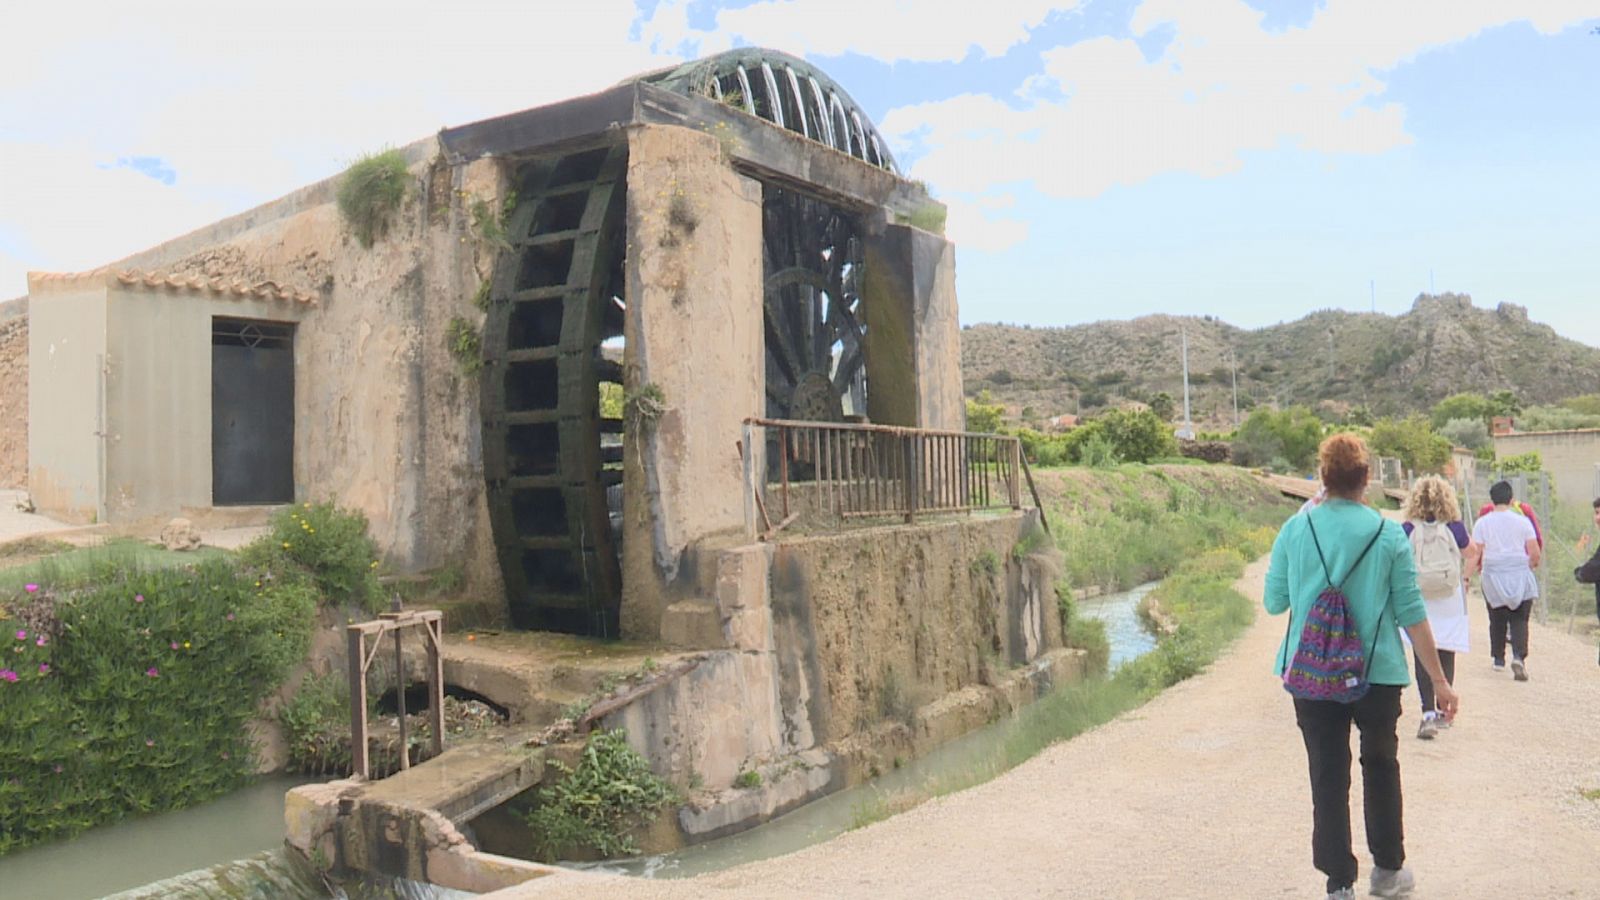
1048, 467, 1288, 592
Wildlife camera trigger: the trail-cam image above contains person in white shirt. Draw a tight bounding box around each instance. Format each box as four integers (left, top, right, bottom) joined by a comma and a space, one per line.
1469, 481, 1542, 680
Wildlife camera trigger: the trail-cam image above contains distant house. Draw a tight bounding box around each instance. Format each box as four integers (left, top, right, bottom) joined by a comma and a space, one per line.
1489, 428, 1600, 507
1490, 416, 1516, 436
1046, 414, 1079, 432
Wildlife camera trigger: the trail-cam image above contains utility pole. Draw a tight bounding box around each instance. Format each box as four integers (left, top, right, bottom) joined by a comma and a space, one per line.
1327, 328, 1335, 384
1229, 347, 1239, 429
1180, 327, 1193, 438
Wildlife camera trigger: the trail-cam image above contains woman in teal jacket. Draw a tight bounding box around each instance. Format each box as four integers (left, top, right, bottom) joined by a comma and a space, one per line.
1265, 433, 1459, 900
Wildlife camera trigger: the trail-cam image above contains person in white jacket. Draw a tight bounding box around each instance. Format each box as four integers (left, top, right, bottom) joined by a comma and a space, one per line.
1401, 475, 1479, 739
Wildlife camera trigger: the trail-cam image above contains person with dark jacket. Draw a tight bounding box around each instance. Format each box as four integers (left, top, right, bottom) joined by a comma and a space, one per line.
1573, 496, 1600, 665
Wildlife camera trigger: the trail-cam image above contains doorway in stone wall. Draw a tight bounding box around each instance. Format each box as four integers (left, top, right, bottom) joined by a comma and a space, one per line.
212, 317, 295, 505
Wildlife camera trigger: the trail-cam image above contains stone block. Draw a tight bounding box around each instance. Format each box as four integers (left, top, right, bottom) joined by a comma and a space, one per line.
660, 600, 724, 649
159, 516, 202, 551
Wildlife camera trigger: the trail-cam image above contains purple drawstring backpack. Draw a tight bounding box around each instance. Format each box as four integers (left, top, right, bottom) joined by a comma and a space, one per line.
1282, 515, 1388, 703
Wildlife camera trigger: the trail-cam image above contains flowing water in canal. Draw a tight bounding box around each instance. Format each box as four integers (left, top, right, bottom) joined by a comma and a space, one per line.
0, 775, 465, 900
580, 580, 1163, 880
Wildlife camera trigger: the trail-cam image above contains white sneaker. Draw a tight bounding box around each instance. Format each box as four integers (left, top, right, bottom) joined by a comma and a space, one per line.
1370, 866, 1415, 897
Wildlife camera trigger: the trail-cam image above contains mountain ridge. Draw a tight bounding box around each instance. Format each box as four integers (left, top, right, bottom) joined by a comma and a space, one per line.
959, 293, 1600, 427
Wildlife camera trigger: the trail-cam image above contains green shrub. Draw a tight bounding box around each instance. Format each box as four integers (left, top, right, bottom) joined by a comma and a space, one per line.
279, 673, 356, 776
522, 729, 679, 862
336, 149, 410, 247
446, 317, 483, 377
243, 502, 382, 613
734, 769, 763, 789
0, 558, 315, 854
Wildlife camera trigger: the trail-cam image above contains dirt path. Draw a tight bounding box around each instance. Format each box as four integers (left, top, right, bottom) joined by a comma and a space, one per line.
509, 556, 1600, 899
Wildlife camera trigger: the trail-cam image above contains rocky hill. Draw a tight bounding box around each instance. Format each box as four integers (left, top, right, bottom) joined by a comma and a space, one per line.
961, 293, 1600, 428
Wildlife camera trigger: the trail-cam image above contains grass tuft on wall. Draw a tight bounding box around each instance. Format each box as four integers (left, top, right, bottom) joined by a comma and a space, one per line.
336, 149, 410, 248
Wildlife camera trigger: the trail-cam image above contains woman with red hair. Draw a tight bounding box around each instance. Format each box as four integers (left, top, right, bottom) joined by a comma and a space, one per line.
1265, 433, 1459, 900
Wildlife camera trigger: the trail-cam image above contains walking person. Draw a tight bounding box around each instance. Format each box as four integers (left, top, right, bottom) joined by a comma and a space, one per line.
1266, 434, 1459, 900
1470, 480, 1542, 680
1401, 475, 1478, 739
1572, 496, 1600, 665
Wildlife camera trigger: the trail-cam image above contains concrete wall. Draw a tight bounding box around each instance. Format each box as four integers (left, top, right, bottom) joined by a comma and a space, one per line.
1491, 429, 1600, 507
26, 282, 107, 522
862, 224, 964, 431
0, 316, 28, 488
620, 125, 765, 639
27, 141, 505, 588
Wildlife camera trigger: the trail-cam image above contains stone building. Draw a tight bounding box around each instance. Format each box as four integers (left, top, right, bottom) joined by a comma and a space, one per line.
1490, 428, 1600, 508
28, 50, 1073, 876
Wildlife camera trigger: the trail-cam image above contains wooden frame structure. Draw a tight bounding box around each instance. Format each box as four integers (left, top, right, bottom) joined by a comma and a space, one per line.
347, 608, 445, 780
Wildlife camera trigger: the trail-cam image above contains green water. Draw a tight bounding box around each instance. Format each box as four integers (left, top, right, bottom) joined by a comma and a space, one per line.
0, 776, 310, 900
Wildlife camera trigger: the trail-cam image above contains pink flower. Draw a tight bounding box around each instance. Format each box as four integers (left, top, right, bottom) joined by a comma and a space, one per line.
225, 613, 235, 621
35, 636, 46, 647
38, 663, 49, 675
134, 594, 144, 603
145, 667, 159, 678
145, 739, 155, 748
170, 642, 179, 650
52, 764, 63, 774
14, 630, 24, 641
0, 669, 17, 683
23, 583, 38, 593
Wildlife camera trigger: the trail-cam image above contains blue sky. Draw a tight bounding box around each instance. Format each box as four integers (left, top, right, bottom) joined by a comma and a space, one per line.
4, 1, 1598, 344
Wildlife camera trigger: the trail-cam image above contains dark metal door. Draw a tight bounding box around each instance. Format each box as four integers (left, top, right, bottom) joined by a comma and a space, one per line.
212, 318, 295, 505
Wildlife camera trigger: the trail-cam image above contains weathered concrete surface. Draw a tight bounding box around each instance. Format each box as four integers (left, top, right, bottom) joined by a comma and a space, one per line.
593, 512, 1064, 846
0, 316, 26, 489
26, 281, 105, 523
862, 224, 964, 431
767, 512, 1056, 747
285, 734, 558, 894
621, 124, 764, 640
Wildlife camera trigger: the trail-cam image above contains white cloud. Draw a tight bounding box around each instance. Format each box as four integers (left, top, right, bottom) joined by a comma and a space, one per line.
1, 0, 678, 297
651, 0, 1073, 63
881, 0, 1600, 210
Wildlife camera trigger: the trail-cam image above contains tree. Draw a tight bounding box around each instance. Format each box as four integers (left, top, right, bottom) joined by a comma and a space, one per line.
1430, 392, 1492, 429
1560, 394, 1600, 416
1062, 408, 1176, 465
1097, 408, 1178, 463
1230, 406, 1324, 471
965, 390, 1005, 434
1369, 415, 1451, 473
1438, 417, 1489, 450
1148, 391, 1176, 422
1487, 389, 1522, 421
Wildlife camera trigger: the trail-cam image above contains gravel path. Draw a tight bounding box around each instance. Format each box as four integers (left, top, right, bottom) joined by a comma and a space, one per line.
507, 556, 1600, 899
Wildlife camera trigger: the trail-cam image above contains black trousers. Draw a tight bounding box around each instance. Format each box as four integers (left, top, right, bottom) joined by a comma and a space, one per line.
1487, 600, 1533, 663
1294, 685, 1404, 893
1412, 649, 1456, 714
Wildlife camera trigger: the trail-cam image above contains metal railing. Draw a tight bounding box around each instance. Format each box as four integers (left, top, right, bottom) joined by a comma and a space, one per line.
740, 417, 1043, 539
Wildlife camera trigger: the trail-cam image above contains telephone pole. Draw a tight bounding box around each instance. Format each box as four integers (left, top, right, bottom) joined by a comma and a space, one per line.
1180, 327, 1193, 439
1229, 347, 1239, 428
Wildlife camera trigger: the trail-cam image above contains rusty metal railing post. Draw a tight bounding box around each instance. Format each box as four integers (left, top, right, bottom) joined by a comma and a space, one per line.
906, 433, 921, 524
424, 616, 445, 761
348, 626, 369, 779
347, 608, 445, 781
742, 422, 758, 541
390, 597, 409, 772
1010, 439, 1023, 510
